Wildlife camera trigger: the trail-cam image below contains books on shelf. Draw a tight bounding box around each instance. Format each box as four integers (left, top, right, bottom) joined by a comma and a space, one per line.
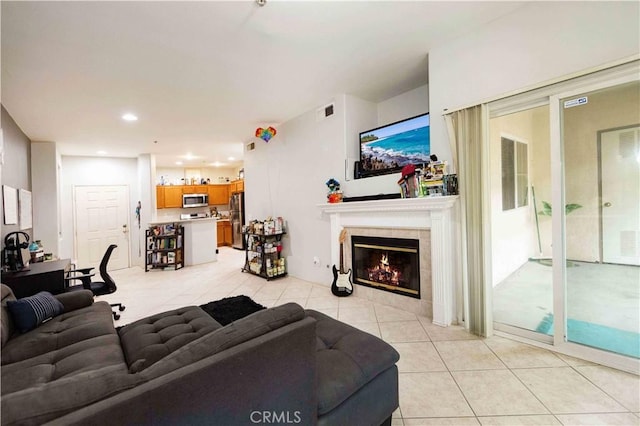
145, 222, 184, 271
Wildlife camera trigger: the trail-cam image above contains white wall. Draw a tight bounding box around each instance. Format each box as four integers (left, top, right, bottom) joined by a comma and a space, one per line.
378, 85, 429, 126
245, 95, 346, 284
31, 141, 60, 257
429, 1, 640, 168
137, 154, 154, 266
59, 156, 140, 264
246, 86, 431, 285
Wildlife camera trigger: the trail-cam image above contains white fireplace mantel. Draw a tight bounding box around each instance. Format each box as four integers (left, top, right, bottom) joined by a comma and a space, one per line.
318, 196, 459, 326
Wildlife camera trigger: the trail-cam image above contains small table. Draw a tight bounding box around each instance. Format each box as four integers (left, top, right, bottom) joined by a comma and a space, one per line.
1, 259, 72, 299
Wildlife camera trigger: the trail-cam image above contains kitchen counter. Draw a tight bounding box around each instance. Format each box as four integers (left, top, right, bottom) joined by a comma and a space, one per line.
149, 219, 217, 265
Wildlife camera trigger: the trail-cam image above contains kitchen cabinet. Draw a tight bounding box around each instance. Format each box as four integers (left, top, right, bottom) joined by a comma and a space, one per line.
156, 186, 165, 209
216, 222, 224, 246
163, 186, 183, 208
208, 185, 229, 205
224, 222, 232, 245
156, 184, 231, 209
216, 220, 232, 247
229, 179, 244, 193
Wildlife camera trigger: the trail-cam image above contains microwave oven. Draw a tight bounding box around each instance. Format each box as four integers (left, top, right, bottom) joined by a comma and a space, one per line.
182, 193, 208, 208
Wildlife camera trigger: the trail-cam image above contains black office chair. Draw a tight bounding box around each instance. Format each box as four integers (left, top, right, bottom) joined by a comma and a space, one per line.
65, 244, 126, 320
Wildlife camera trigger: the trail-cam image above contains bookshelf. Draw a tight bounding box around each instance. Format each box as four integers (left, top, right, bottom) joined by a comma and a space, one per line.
145, 223, 184, 271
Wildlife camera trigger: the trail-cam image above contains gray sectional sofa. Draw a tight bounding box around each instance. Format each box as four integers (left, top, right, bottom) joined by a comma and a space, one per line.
0, 284, 399, 425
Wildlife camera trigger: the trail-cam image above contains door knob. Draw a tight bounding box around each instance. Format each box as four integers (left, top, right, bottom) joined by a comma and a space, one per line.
603, 202, 612, 207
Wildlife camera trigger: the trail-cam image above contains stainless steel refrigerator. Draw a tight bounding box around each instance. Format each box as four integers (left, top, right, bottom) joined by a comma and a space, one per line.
230, 191, 245, 250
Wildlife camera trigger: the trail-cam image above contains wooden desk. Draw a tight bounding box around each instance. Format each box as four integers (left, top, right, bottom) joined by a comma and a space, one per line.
1, 259, 72, 299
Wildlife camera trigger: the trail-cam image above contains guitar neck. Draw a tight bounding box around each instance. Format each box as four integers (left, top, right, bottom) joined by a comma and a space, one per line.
339, 242, 344, 273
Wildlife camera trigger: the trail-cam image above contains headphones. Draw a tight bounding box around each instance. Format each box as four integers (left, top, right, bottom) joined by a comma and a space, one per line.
4, 231, 30, 249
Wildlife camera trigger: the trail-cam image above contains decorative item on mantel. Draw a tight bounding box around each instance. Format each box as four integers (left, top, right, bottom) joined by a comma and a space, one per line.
397, 164, 420, 198
397, 154, 459, 198
325, 178, 343, 203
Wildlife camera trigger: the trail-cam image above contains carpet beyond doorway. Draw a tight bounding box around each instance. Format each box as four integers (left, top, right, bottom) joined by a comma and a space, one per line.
536, 313, 640, 358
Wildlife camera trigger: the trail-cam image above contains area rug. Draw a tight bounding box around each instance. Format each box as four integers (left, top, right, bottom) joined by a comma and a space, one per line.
536, 313, 640, 358
200, 295, 266, 326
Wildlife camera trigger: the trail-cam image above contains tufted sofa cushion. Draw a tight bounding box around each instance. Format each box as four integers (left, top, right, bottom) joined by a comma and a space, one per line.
118, 306, 223, 373
140, 303, 306, 380
1, 333, 126, 395
306, 309, 400, 416
1, 301, 117, 366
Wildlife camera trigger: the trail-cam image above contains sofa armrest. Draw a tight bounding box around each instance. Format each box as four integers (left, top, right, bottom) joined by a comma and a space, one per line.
48, 316, 318, 426
54, 290, 94, 313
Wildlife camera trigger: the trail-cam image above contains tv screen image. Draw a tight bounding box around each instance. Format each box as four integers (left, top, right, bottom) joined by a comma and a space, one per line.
359, 113, 430, 177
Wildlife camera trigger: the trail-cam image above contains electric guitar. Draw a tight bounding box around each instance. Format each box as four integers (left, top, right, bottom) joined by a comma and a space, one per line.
331, 229, 353, 297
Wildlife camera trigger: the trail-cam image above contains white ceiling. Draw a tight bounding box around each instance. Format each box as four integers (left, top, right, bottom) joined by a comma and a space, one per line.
1, 1, 524, 168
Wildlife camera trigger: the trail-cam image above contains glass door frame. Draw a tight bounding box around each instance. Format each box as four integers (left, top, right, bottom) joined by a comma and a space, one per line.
486, 60, 640, 374
550, 73, 639, 373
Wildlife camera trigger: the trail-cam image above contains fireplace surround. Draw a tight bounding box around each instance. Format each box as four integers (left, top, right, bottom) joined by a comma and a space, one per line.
318, 196, 459, 326
351, 235, 420, 299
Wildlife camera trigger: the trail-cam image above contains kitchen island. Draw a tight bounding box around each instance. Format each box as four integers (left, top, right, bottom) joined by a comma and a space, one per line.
149, 218, 217, 266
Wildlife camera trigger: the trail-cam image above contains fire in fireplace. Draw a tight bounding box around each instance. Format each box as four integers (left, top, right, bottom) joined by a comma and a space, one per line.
351, 236, 420, 299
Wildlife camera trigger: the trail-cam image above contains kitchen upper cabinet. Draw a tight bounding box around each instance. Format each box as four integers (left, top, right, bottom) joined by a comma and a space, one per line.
156, 184, 230, 209
156, 186, 165, 209
229, 179, 244, 193
164, 186, 183, 208
208, 185, 229, 206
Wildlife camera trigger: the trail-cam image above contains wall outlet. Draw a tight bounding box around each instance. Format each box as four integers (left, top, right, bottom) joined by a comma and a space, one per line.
313, 256, 320, 266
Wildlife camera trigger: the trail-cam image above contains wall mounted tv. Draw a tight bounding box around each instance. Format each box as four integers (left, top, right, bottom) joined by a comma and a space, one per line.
358, 113, 430, 178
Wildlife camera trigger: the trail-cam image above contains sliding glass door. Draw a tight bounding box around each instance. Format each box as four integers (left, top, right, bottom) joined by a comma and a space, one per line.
560, 80, 640, 359
489, 62, 640, 370
491, 105, 554, 340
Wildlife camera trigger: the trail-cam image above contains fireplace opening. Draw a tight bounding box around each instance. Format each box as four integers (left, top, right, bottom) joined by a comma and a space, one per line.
351, 236, 420, 299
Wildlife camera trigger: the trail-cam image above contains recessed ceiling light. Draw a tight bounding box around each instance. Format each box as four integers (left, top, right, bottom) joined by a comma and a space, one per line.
175, 161, 183, 165
184, 153, 196, 160
97, 150, 107, 155
228, 156, 235, 161
122, 113, 138, 122
212, 162, 223, 167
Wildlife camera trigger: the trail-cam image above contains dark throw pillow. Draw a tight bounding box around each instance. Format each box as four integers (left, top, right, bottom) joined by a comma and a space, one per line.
6, 291, 64, 333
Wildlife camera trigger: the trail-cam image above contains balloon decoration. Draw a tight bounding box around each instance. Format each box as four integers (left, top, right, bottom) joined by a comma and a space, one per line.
255, 126, 277, 143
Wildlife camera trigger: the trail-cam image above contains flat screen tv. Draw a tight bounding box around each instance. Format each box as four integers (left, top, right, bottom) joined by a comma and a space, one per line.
358, 113, 430, 178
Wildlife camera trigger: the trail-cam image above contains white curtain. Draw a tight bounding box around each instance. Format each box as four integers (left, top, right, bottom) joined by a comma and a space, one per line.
445, 105, 488, 336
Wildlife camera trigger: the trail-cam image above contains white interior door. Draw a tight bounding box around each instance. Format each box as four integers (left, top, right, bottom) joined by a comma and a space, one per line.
601, 126, 640, 265
74, 185, 130, 270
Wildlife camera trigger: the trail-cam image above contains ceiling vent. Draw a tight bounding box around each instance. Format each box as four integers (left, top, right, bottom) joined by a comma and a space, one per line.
316, 102, 335, 122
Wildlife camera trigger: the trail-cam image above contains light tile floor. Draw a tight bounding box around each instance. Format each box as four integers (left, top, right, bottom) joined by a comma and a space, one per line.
100, 248, 640, 426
